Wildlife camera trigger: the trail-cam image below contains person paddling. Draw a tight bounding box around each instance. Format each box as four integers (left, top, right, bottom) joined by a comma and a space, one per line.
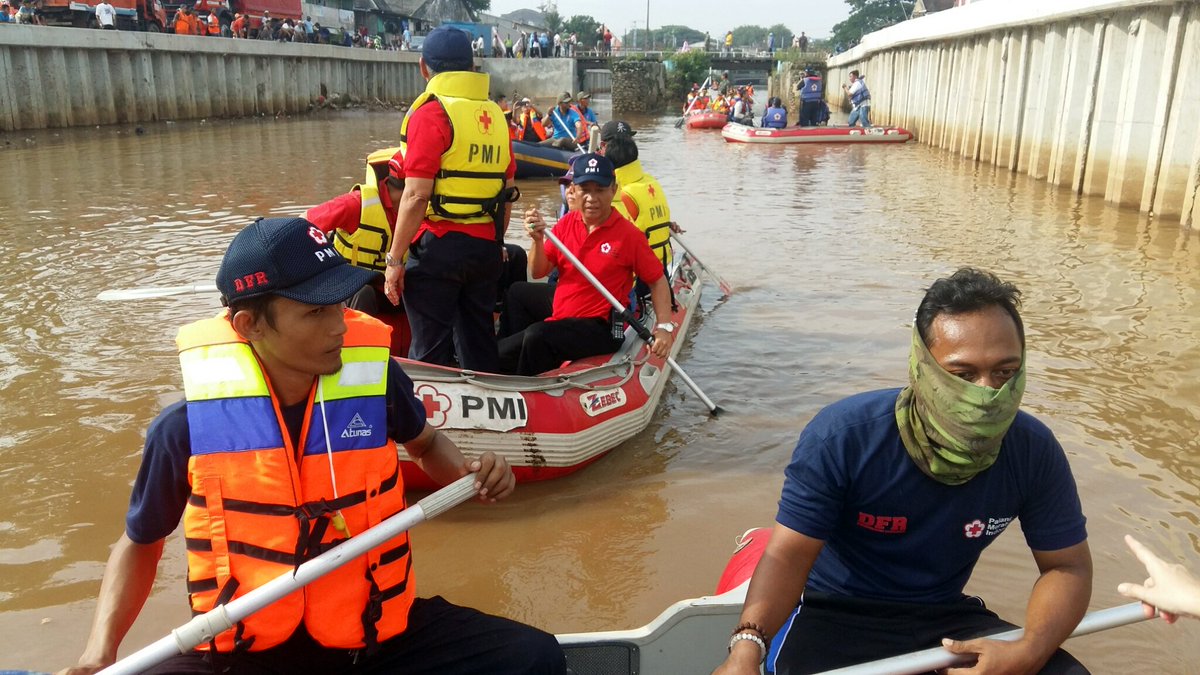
59, 217, 565, 675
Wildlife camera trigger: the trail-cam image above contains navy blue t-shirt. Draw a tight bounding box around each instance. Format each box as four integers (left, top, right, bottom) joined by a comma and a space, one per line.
126, 360, 428, 544
777, 389, 1087, 604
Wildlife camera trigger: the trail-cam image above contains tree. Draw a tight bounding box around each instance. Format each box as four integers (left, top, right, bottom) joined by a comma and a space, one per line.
666, 49, 713, 100
830, 0, 912, 50
542, 9, 563, 35
562, 14, 600, 43
767, 23, 793, 50
731, 24, 768, 48
653, 24, 706, 49
462, 0, 490, 20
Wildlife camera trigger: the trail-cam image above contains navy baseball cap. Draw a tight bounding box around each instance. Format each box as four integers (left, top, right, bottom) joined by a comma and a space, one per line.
571, 153, 615, 187
216, 217, 374, 307
422, 26, 473, 72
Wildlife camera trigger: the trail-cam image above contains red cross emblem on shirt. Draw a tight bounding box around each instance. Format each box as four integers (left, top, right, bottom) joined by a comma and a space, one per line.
647, 185, 656, 198
964, 519, 985, 538
478, 108, 493, 135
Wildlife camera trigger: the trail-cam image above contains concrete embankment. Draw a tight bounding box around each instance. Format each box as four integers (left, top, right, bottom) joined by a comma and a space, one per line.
0, 25, 575, 132
826, 0, 1200, 225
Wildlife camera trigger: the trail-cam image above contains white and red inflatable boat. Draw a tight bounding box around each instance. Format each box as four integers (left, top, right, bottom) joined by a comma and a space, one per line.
397, 251, 708, 489
721, 123, 914, 144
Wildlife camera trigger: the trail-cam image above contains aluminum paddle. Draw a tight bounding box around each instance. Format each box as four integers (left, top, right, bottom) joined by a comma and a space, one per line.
816, 602, 1153, 675
97, 284, 220, 301
541, 228, 723, 416
668, 234, 733, 298
97, 474, 481, 675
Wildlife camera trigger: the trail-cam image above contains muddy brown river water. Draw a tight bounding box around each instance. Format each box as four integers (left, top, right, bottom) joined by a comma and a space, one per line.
0, 103, 1198, 671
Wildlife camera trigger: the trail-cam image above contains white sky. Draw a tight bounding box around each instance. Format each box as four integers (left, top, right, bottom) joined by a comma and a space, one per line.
483, 0, 848, 40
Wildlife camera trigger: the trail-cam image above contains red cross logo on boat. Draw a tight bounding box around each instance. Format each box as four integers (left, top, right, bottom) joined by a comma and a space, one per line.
963, 519, 985, 539
415, 384, 451, 428
478, 108, 493, 134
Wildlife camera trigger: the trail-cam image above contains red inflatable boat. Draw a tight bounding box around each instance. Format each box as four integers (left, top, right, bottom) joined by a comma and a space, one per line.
685, 110, 730, 130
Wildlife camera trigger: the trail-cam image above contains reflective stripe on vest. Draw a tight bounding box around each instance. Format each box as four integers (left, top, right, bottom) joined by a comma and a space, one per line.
399, 71, 510, 226
331, 179, 391, 272
613, 160, 672, 268
177, 310, 413, 652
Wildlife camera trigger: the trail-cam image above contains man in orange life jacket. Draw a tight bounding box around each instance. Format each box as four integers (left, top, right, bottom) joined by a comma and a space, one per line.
382, 26, 519, 373
60, 217, 566, 675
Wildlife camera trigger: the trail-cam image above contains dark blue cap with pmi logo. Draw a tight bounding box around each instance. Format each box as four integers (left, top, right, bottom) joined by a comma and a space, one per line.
571, 153, 615, 187
422, 26, 474, 72
216, 217, 374, 307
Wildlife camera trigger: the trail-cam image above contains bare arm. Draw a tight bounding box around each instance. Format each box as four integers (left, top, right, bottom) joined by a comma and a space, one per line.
523, 207, 553, 279
60, 534, 165, 675
402, 424, 515, 502
713, 524, 824, 674
647, 275, 675, 359
943, 541, 1092, 674
382, 176, 433, 304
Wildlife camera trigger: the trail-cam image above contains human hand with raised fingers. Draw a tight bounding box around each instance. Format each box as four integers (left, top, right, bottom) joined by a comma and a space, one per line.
1118, 534, 1200, 623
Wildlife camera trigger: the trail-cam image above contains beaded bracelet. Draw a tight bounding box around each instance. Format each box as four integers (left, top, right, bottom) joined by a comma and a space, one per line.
731, 621, 768, 640
728, 632, 767, 664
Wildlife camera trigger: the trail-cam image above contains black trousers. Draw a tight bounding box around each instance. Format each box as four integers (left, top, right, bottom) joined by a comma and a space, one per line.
498, 316, 622, 376
773, 592, 1089, 675
402, 232, 501, 372
143, 596, 566, 675
799, 100, 823, 126
497, 281, 555, 339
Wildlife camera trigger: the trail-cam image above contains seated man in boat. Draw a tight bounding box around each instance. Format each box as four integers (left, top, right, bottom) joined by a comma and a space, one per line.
539, 91, 582, 151
512, 97, 548, 143
497, 154, 675, 376
60, 217, 566, 675
572, 91, 600, 145
715, 268, 1092, 675
761, 97, 788, 128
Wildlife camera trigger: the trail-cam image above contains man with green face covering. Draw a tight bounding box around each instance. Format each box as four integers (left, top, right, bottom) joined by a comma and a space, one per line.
715, 268, 1092, 675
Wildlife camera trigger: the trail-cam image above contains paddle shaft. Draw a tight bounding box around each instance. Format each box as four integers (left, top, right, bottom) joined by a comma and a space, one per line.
97, 284, 220, 301
550, 108, 586, 153
668, 234, 733, 297
98, 474, 480, 675
816, 602, 1152, 675
540, 228, 721, 415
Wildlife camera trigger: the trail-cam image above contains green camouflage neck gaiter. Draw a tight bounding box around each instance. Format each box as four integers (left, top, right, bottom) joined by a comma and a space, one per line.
895, 325, 1026, 485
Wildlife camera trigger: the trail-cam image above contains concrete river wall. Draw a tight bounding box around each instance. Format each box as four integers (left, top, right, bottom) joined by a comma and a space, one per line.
827, 0, 1200, 225
0, 25, 576, 132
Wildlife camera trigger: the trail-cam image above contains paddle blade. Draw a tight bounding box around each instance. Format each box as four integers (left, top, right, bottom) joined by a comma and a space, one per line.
674, 117, 686, 128
97, 284, 220, 301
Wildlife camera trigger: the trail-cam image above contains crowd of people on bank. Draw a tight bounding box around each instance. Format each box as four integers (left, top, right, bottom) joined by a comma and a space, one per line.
0, 0, 45, 24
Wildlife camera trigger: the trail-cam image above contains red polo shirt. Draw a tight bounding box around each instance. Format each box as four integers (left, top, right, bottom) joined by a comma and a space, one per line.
404, 102, 517, 241
305, 188, 397, 236
545, 208, 664, 321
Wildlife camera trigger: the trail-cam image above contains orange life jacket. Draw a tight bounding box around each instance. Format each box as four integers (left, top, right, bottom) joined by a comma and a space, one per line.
177, 310, 415, 653
516, 109, 547, 141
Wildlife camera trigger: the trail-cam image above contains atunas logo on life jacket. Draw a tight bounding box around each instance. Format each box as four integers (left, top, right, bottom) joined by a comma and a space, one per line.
341, 412, 373, 439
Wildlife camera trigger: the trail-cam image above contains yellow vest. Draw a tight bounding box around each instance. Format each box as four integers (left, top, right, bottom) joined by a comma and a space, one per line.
399, 71, 511, 228
614, 159, 673, 268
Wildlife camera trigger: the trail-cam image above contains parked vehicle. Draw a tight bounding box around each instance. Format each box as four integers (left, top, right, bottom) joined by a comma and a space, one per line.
40, 0, 168, 31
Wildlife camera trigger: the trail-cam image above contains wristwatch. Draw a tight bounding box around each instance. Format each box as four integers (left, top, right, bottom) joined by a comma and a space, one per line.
385, 252, 403, 268
654, 322, 675, 334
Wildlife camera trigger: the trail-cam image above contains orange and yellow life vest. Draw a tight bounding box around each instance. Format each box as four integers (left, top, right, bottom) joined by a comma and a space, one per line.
177, 310, 415, 653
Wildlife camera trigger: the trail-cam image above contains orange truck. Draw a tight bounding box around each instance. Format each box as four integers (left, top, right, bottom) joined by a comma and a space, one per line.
41, 0, 169, 31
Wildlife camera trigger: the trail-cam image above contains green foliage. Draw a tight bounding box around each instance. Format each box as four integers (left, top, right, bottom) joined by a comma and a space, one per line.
665, 49, 713, 101
731, 24, 768, 47
830, 0, 912, 49
654, 24, 706, 49
766, 23, 793, 49
561, 14, 600, 42
542, 9, 562, 35
461, 0, 490, 18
